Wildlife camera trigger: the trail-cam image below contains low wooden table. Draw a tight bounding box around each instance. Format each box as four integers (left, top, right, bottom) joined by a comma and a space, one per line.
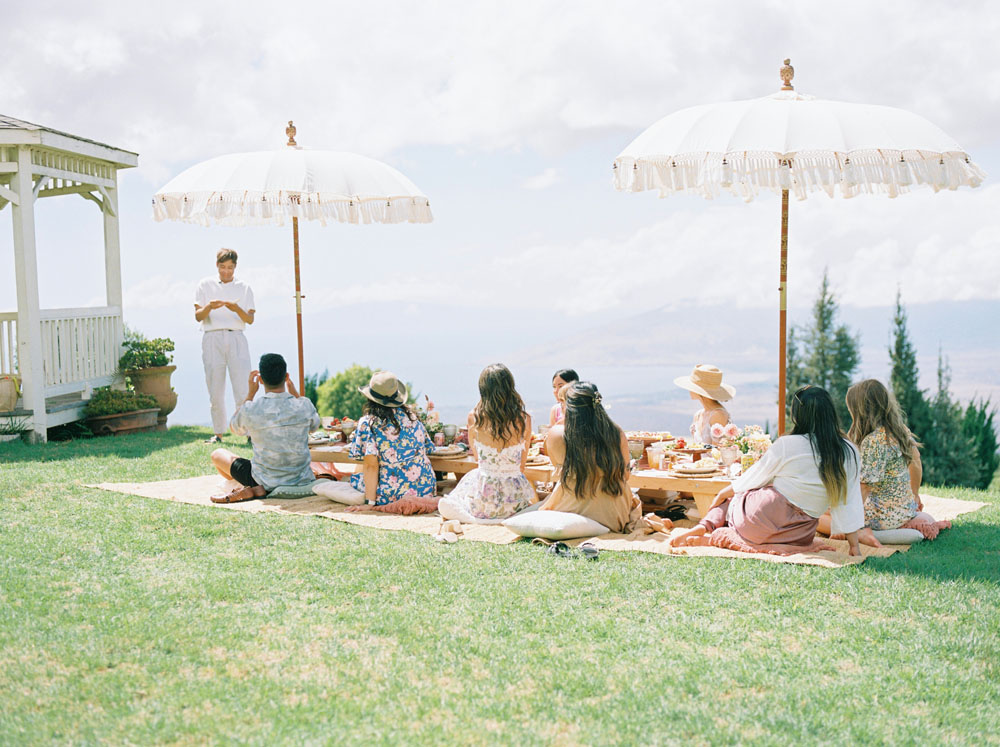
310, 445, 731, 517
309, 445, 557, 482
629, 469, 731, 518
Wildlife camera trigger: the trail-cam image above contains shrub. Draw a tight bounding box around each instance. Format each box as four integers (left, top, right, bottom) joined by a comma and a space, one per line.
85, 387, 158, 417
119, 337, 175, 371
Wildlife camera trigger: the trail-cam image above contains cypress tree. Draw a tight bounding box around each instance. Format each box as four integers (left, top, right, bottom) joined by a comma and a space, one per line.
888, 290, 933, 442
922, 352, 980, 487
789, 270, 860, 429
962, 399, 1000, 490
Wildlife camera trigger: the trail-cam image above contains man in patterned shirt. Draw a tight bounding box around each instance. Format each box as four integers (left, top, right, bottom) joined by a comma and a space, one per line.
209, 353, 320, 503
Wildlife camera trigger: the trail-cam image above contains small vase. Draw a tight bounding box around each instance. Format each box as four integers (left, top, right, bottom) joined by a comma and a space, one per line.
740, 454, 756, 473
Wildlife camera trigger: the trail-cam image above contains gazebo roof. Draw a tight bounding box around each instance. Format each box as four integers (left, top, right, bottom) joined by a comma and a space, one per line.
0, 114, 138, 168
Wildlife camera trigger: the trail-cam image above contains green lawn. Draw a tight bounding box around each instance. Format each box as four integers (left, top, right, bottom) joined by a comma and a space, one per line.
1, 427, 999, 744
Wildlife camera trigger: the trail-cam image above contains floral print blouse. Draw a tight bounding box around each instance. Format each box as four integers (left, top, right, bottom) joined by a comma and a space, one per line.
859, 426, 919, 530
349, 411, 436, 505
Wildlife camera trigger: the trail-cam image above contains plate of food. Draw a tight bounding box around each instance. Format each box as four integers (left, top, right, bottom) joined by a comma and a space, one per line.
525, 455, 550, 465
432, 444, 468, 458
626, 431, 675, 447
673, 458, 722, 475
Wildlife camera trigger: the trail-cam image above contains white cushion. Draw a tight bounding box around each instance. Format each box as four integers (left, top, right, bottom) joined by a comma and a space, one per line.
313, 480, 366, 506
503, 510, 609, 540
871, 528, 924, 544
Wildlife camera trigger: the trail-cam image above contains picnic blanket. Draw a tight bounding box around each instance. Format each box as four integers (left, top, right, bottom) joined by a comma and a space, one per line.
88, 475, 987, 568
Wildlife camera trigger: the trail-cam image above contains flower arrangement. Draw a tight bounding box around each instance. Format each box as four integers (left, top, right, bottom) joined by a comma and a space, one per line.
416, 394, 442, 435
734, 424, 772, 460
710, 422, 741, 447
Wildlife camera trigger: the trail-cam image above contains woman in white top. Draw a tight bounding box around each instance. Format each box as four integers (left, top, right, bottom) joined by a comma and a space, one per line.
671, 386, 864, 556
438, 364, 536, 523
674, 364, 734, 445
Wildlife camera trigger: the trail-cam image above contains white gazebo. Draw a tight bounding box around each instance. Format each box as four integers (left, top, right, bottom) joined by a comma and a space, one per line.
0, 115, 138, 442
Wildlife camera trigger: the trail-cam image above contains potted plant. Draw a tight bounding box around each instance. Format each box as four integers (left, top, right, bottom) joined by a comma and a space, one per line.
0, 413, 29, 443
85, 387, 160, 436
119, 330, 177, 429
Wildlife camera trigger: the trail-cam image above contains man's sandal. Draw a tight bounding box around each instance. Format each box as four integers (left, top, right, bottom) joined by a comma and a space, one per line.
210, 486, 262, 503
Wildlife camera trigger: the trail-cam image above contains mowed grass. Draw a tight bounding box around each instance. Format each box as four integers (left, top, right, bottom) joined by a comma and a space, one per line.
1, 427, 999, 744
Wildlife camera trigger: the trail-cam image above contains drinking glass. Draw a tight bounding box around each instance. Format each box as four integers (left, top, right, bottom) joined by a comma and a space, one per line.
628, 439, 644, 469
719, 445, 739, 477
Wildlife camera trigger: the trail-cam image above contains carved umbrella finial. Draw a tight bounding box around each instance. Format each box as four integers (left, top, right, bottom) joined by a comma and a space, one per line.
780, 59, 794, 90
286, 120, 297, 147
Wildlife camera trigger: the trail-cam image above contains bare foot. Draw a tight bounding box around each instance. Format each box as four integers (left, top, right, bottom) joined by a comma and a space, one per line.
670, 524, 707, 547
858, 527, 883, 547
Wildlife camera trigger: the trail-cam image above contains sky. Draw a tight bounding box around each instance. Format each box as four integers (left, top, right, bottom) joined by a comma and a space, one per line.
1, 0, 998, 432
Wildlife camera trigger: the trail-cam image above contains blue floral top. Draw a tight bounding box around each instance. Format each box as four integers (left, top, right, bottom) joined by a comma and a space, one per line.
349, 411, 436, 504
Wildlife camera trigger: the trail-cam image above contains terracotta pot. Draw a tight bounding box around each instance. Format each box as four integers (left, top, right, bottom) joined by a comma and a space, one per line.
86, 408, 160, 436
127, 365, 177, 429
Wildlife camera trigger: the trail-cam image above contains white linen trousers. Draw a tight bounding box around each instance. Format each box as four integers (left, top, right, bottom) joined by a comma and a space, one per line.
202, 330, 251, 434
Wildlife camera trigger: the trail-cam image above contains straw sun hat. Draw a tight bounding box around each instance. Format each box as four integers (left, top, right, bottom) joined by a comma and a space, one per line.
673, 364, 736, 402
358, 371, 408, 408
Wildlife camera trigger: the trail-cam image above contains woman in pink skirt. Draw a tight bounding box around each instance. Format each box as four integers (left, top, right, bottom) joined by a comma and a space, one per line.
671, 386, 864, 556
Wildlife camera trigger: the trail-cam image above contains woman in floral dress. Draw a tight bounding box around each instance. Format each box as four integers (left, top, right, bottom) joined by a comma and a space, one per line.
346, 371, 437, 514
845, 379, 950, 540
438, 364, 536, 523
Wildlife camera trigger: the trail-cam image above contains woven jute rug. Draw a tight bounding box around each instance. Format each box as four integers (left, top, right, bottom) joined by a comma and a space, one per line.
89, 475, 987, 567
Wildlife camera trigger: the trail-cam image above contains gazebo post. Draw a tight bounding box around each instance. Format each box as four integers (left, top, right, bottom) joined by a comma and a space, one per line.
10, 145, 48, 442
103, 184, 123, 308
102, 183, 124, 377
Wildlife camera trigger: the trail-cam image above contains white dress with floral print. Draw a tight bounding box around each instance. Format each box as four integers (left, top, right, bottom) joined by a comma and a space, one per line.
443, 441, 535, 523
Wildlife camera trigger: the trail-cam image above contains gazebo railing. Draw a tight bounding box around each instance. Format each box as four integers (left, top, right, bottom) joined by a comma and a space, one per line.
0, 312, 16, 377
39, 306, 123, 396
0, 307, 123, 396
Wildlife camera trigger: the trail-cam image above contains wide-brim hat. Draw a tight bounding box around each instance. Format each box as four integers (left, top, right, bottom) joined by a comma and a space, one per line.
673, 364, 735, 402
358, 371, 407, 408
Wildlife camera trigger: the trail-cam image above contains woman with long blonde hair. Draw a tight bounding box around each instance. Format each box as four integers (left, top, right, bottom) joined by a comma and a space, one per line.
839, 379, 949, 540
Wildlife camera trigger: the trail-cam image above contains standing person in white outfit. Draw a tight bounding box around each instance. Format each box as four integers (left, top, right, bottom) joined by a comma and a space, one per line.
195, 248, 255, 444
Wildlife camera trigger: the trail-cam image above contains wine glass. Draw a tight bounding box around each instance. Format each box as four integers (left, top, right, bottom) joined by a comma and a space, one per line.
719, 445, 739, 477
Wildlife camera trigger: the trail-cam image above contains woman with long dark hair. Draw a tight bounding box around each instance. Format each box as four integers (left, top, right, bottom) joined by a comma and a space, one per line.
345, 371, 437, 514
539, 381, 642, 533
548, 368, 579, 427
671, 385, 864, 555
438, 364, 536, 523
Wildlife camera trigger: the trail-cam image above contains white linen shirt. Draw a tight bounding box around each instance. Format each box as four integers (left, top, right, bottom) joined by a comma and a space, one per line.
195, 277, 255, 332
229, 392, 320, 490
730, 434, 865, 535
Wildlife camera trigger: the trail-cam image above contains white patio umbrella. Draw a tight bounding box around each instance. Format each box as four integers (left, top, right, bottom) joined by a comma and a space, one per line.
614, 60, 985, 433
153, 122, 432, 391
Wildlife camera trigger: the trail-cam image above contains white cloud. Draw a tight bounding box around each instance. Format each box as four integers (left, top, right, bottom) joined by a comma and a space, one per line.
3, 0, 997, 182
521, 168, 560, 190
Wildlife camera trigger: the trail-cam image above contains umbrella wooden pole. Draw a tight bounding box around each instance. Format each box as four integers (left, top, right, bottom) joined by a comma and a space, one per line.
778, 188, 789, 435
292, 215, 305, 395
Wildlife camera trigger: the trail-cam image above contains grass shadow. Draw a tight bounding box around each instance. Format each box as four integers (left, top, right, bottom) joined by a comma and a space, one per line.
864, 516, 1000, 585
0, 425, 225, 465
